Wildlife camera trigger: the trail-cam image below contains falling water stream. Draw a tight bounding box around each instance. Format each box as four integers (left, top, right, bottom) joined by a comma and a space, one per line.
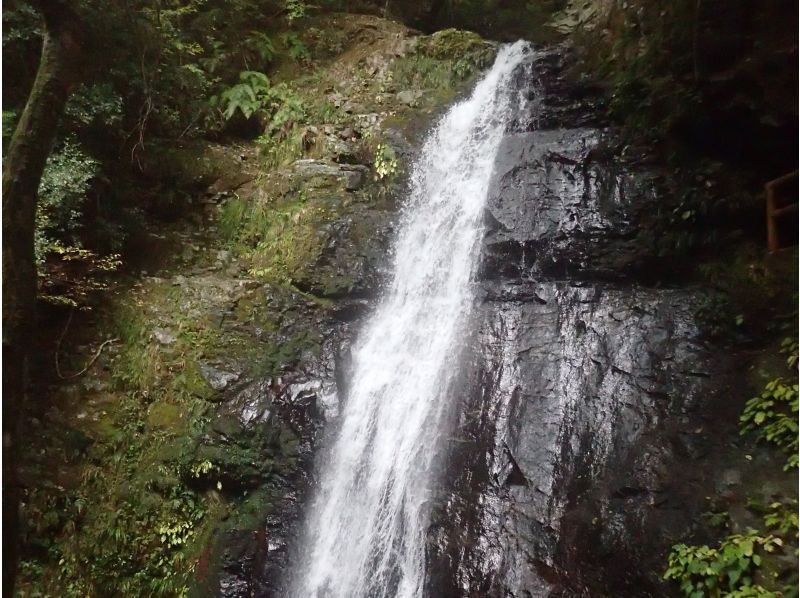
291, 41, 532, 598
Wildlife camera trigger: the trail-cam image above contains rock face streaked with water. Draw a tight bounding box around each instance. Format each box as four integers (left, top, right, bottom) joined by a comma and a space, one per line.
289, 42, 534, 598
425, 47, 742, 597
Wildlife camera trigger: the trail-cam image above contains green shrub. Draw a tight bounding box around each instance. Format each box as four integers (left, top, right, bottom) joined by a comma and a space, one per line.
764, 500, 799, 538
215, 71, 308, 139
374, 143, 398, 180
664, 531, 784, 597
64, 83, 123, 128
423, 28, 488, 60
36, 138, 100, 262
390, 32, 495, 95
740, 378, 799, 471
741, 336, 799, 471
215, 70, 273, 120
242, 31, 276, 66
283, 32, 310, 63
264, 83, 307, 136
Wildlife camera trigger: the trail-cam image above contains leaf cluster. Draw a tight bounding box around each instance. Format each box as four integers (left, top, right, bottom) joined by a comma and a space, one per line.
741, 376, 799, 471
664, 531, 785, 598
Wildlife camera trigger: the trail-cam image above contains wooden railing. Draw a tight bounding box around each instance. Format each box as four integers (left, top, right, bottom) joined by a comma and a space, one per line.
765, 171, 798, 252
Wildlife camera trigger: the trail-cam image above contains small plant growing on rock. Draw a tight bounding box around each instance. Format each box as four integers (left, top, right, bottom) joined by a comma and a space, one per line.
763, 500, 799, 538
190, 459, 218, 479
374, 143, 397, 180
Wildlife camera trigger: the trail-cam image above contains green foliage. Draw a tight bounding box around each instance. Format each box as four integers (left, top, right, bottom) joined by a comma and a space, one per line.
219, 193, 333, 284
216, 71, 308, 140
45, 460, 211, 597
391, 32, 495, 94
423, 28, 491, 61
1, 2, 41, 45
34, 135, 125, 308
781, 338, 799, 369
189, 459, 219, 480
665, 336, 799, 598
256, 127, 305, 168
374, 143, 398, 180
302, 25, 345, 58
217, 70, 273, 120
569, 0, 703, 139
664, 531, 784, 597
64, 83, 123, 128
243, 31, 276, 66
110, 300, 215, 403
285, 0, 308, 22
2, 109, 17, 142
693, 294, 740, 339
740, 337, 798, 471
705, 509, 732, 530
283, 32, 310, 63
38, 247, 122, 310
763, 500, 799, 538
15, 279, 247, 594
36, 138, 100, 262
391, 55, 454, 91
741, 378, 799, 471
263, 83, 307, 136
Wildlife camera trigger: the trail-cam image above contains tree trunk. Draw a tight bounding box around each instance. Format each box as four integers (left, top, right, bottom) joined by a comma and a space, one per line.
2, 2, 82, 593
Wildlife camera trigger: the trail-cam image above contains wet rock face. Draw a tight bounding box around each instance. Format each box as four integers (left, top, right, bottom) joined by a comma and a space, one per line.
426, 47, 734, 596
429, 283, 720, 596
481, 48, 660, 283
201, 352, 338, 597
481, 127, 656, 281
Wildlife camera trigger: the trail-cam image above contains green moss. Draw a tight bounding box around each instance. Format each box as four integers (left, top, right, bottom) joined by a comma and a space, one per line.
388, 32, 495, 104
146, 402, 185, 434
218, 179, 346, 286
423, 28, 488, 60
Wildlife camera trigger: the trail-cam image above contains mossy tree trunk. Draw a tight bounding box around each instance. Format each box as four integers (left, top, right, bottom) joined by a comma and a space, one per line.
2, 1, 83, 593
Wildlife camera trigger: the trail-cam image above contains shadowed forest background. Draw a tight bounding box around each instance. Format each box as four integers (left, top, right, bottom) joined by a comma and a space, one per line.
2, 0, 798, 596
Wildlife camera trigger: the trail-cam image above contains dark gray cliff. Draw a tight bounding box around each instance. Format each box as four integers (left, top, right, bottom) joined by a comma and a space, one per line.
424, 47, 743, 597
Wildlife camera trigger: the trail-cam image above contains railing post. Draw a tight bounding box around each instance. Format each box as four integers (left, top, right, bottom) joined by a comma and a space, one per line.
764, 171, 798, 253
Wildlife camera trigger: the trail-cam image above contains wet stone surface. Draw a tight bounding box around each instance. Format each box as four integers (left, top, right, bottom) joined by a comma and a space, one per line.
424, 47, 741, 597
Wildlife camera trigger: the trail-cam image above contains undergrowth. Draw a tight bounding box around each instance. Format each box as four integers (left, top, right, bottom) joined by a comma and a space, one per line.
664, 337, 799, 597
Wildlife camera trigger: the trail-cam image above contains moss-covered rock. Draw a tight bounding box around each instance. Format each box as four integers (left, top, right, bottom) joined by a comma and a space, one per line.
423, 28, 493, 60
145, 401, 185, 433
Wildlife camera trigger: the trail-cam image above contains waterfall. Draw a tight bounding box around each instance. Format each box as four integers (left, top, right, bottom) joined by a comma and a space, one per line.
291, 41, 532, 598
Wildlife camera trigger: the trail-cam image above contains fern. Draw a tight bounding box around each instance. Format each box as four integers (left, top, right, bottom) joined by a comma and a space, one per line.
218, 70, 271, 119
283, 32, 310, 63
244, 31, 276, 65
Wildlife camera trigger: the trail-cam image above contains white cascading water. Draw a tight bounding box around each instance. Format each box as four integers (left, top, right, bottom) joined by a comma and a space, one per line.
292, 41, 531, 598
